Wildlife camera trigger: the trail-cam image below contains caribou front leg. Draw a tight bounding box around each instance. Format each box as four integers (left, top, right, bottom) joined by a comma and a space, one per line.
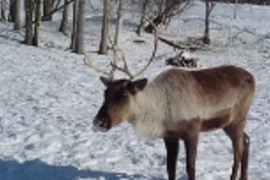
164, 137, 179, 180
184, 131, 199, 180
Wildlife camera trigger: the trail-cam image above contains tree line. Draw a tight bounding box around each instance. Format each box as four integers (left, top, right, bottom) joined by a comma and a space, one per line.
0, 0, 185, 53
0, 0, 85, 53
1, 0, 264, 56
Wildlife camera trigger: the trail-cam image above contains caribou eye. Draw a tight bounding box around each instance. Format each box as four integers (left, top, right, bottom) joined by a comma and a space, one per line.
115, 91, 128, 103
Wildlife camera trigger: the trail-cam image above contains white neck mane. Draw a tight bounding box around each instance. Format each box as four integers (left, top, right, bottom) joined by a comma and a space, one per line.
128, 84, 166, 139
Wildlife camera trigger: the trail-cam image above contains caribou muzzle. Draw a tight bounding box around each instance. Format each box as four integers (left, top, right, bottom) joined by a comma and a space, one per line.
93, 105, 112, 132
93, 117, 111, 132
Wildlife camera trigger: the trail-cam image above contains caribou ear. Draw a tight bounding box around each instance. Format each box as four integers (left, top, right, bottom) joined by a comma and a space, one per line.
128, 78, 148, 95
134, 78, 148, 91
100, 76, 112, 87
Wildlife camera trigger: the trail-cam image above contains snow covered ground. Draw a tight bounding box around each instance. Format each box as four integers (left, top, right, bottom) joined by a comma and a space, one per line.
0, 1, 270, 180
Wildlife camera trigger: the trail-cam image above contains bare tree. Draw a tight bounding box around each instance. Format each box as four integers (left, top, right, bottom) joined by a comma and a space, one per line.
9, 0, 15, 22
54, 0, 62, 8
98, 0, 110, 55
24, 0, 34, 45
144, 0, 182, 33
70, 0, 78, 50
14, 0, 21, 30
114, 0, 124, 47
74, 0, 85, 54
136, 0, 148, 35
234, 0, 238, 19
43, 0, 53, 21
202, 0, 215, 44
41, 0, 73, 23
1, 0, 6, 21
33, 0, 42, 46
59, 0, 69, 35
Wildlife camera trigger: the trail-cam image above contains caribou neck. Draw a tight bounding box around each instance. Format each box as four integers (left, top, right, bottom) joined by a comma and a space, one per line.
128, 83, 167, 139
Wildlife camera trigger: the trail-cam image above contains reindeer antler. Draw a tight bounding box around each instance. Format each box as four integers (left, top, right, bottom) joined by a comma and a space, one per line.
111, 15, 159, 79
133, 15, 158, 78
84, 54, 114, 80
110, 52, 134, 79
84, 15, 158, 81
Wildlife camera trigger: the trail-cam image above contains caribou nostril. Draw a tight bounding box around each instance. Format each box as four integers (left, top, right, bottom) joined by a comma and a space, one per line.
93, 118, 109, 132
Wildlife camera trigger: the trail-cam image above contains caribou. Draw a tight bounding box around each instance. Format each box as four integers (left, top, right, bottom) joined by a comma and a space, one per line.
93, 65, 255, 180
87, 17, 255, 180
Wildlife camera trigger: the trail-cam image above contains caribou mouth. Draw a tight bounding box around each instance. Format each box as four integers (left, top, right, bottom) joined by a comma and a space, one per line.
93, 118, 110, 132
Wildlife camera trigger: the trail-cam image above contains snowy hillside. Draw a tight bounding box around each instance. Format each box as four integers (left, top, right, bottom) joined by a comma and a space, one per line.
0, 1, 270, 180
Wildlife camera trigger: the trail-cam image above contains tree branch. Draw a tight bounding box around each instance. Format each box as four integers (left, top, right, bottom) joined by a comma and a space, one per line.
41, 0, 74, 21
158, 36, 186, 50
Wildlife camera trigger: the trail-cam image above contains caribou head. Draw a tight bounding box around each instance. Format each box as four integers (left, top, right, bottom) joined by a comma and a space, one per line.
93, 77, 147, 132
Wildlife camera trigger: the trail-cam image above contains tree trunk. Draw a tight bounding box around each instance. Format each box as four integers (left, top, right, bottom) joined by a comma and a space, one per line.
203, 0, 211, 44
136, 0, 148, 36
33, 0, 41, 46
1, 0, 6, 21
165, 0, 175, 10
74, 0, 85, 54
9, 0, 15, 22
43, 0, 53, 21
41, 0, 73, 22
59, 0, 69, 35
70, 0, 78, 50
114, 0, 124, 47
98, 0, 110, 55
24, 0, 34, 45
158, 0, 165, 15
54, 0, 61, 8
14, 0, 21, 30
234, 0, 238, 19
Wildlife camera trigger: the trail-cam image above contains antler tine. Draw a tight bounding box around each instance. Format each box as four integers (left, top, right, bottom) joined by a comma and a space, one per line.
110, 61, 134, 79
83, 54, 113, 79
132, 15, 159, 78
110, 41, 135, 79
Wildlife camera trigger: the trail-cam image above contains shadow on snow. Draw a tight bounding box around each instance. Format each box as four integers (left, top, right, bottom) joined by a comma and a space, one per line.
0, 159, 146, 180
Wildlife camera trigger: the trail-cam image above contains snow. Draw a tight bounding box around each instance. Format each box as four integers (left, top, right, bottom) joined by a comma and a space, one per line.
0, 1, 270, 180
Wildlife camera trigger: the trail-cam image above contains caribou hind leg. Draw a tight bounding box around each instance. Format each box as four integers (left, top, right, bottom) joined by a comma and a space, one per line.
240, 132, 250, 180
223, 123, 248, 180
